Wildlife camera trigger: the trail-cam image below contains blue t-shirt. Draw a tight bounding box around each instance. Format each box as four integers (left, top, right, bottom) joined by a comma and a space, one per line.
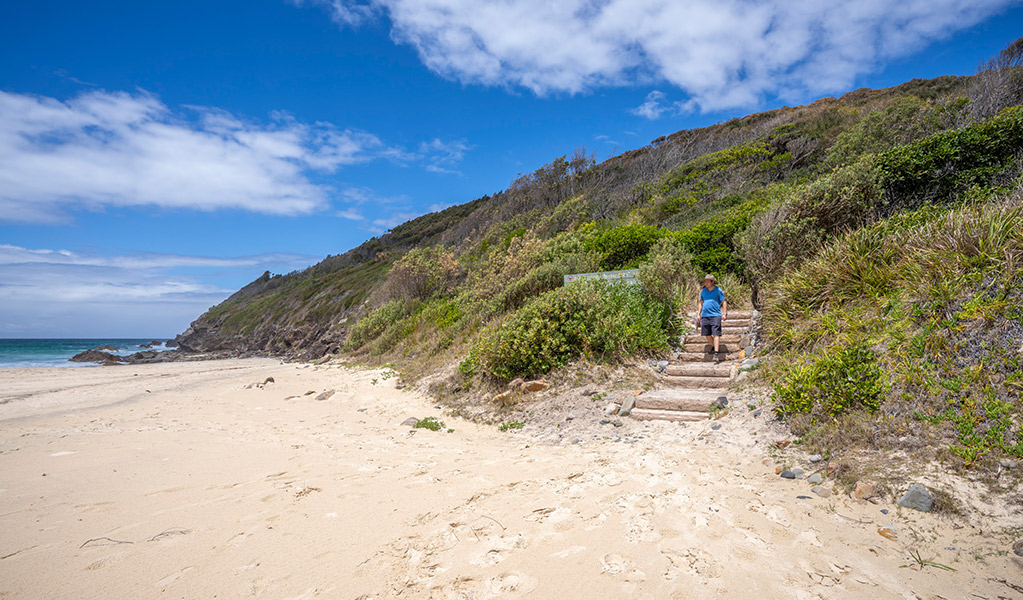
700, 286, 726, 317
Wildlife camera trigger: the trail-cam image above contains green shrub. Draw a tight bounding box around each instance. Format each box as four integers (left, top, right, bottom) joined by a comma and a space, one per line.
589, 223, 668, 270
825, 96, 941, 168
414, 417, 445, 431
674, 196, 768, 276
638, 238, 697, 313
498, 421, 525, 431
875, 105, 1023, 212
774, 343, 886, 418
345, 300, 406, 350
472, 279, 673, 380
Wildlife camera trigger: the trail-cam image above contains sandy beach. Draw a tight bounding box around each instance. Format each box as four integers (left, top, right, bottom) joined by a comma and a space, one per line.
0, 359, 1019, 599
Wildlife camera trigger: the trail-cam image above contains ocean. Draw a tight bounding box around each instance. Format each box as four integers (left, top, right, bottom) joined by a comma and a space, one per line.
0, 339, 171, 368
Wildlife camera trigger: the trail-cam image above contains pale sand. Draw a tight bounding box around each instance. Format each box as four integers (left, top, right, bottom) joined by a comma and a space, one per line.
0, 359, 1019, 599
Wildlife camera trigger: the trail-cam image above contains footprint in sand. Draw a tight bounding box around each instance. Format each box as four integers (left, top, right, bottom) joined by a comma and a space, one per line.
481, 572, 537, 598
153, 566, 195, 587
471, 534, 529, 566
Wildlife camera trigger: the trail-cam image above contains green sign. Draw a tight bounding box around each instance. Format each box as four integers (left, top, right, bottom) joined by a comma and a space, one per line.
564, 269, 640, 286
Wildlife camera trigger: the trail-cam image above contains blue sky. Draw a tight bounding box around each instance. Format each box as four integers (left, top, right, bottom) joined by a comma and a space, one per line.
2, 0, 1022, 337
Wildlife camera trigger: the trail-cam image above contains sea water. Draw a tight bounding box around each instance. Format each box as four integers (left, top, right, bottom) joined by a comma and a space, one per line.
0, 339, 169, 368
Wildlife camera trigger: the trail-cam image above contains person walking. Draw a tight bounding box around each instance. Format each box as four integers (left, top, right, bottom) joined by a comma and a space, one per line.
697, 274, 727, 359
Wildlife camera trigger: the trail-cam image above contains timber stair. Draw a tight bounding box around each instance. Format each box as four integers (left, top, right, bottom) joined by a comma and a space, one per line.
628, 308, 757, 422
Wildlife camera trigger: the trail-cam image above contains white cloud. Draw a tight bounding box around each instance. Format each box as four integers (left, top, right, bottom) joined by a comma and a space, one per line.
310, 0, 1015, 110
0, 90, 390, 223
0, 245, 316, 337
418, 138, 472, 174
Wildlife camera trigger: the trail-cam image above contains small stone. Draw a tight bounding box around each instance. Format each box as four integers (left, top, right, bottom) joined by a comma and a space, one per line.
357, 408, 367, 412
401, 417, 419, 427
752, 410, 762, 418
796, 495, 812, 500
791, 468, 804, 479
739, 358, 759, 371
600, 419, 611, 425
807, 473, 823, 484
1001, 459, 1018, 469
712, 396, 729, 409
604, 402, 619, 416
853, 481, 877, 500
880, 509, 889, 515
566, 413, 576, 421
772, 439, 791, 449
711, 424, 721, 430
619, 395, 636, 416
263, 376, 275, 384
780, 470, 796, 479
315, 390, 335, 401
571, 438, 581, 445
612, 420, 623, 427
775, 465, 783, 475
1012, 539, 1023, 557
657, 360, 669, 372
811, 486, 831, 498
897, 483, 933, 512
808, 454, 823, 463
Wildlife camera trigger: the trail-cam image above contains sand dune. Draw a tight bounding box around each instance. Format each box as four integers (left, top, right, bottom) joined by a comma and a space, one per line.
0, 359, 1018, 599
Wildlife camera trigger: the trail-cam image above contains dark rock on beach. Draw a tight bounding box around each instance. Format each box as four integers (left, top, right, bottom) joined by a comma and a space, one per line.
69, 349, 125, 364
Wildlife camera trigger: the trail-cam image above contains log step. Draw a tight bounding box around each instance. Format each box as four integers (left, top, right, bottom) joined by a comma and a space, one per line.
683, 343, 741, 353
687, 310, 755, 319
630, 408, 709, 422
635, 390, 724, 412
675, 351, 741, 362
688, 321, 751, 330
661, 375, 731, 389
664, 364, 734, 377
684, 334, 741, 344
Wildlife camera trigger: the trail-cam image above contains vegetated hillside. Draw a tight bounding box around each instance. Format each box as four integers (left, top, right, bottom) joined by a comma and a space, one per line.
178, 39, 1023, 471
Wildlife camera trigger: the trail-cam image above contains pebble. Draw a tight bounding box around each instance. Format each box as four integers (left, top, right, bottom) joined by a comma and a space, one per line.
357, 408, 367, 412
880, 509, 889, 515
400, 417, 419, 427
1013, 539, 1023, 557
571, 438, 581, 445
897, 483, 933, 512
1001, 459, 1018, 469
791, 468, 804, 479
711, 424, 721, 430
752, 410, 762, 418
807, 473, 823, 484
566, 413, 576, 421
796, 495, 812, 500
604, 403, 619, 416
599, 419, 611, 425
612, 420, 623, 427
780, 470, 796, 479
808, 454, 823, 463
811, 485, 831, 498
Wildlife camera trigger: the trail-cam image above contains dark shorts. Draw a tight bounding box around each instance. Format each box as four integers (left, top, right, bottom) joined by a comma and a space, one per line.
701, 316, 722, 336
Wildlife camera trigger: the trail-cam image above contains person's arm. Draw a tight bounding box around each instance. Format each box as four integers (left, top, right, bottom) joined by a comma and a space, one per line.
721, 298, 728, 321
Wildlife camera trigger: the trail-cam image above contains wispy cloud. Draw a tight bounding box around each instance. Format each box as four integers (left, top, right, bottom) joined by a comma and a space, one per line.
0, 244, 316, 336
307, 0, 1015, 110
418, 138, 472, 175
0, 89, 466, 224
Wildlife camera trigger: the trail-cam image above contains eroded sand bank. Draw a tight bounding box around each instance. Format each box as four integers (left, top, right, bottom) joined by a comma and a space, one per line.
0, 359, 1018, 599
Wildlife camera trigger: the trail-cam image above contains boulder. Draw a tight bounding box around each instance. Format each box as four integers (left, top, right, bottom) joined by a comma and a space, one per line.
401, 417, 419, 427
164, 339, 179, 348
852, 481, 877, 501
69, 349, 124, 364
897, 483, 933, 512
521, 380, 548, 393
508, 378, 525, 391
96, 345, 117, 352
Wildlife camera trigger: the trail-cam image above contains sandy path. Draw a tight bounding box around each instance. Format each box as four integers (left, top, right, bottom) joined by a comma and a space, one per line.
0, 359, 1018, 599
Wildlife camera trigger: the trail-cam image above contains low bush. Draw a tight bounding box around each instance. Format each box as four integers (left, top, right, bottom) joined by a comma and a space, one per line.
637, 238, 697, 314
773, 342, 886, 419
589, 223, 668, 270
470, 279, 674, 380
345, 300, 406, 350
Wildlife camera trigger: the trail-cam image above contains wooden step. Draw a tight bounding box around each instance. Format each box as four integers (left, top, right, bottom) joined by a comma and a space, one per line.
664, 364, 734, 377
661, 375, 731, 389
630, 408, 709, 422
683, 343, 741, 353
687, 321, 751, 330
675, 351, 741, 362
684, 334, 741, 344
635, 390, 724, 412
687, 310, 755, 319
